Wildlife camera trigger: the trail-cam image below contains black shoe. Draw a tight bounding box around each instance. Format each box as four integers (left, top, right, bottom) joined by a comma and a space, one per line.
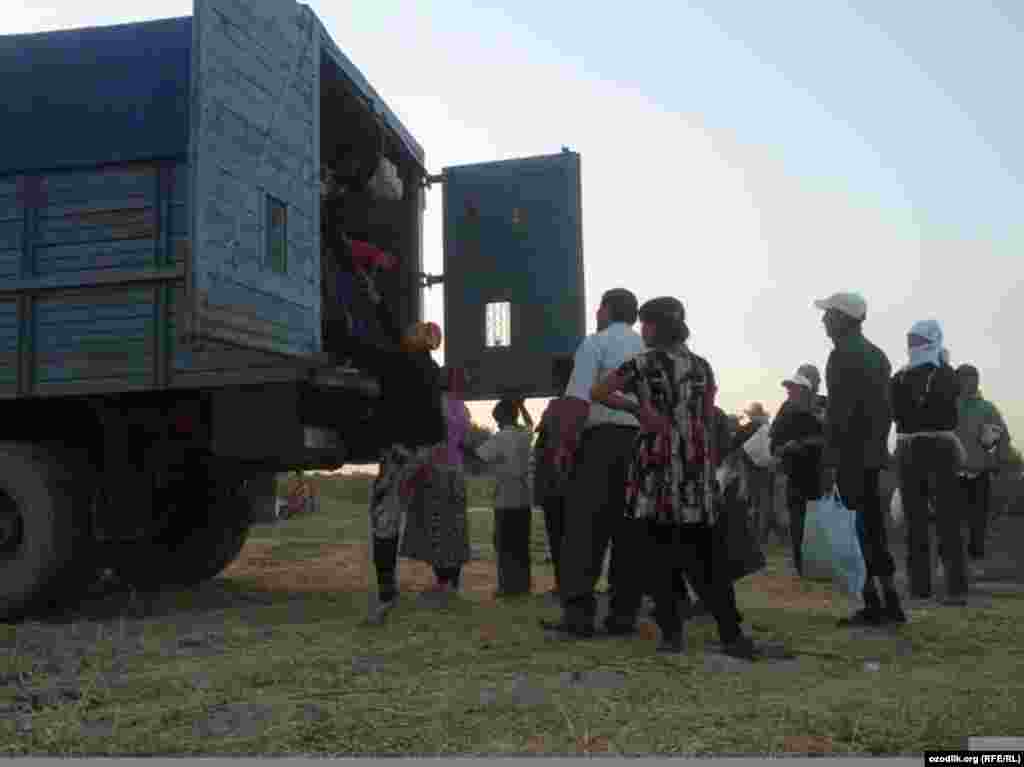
720, 634, 759, 660
882, 602, 907, 624
837, 608, 884, 628
940, 594, 968, 607
602, 616, 638, 637
656, 634, 687, 654
881, 591, 907, 624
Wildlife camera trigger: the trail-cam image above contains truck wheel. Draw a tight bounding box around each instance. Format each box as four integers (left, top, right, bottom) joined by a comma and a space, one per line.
114, 488, 252, 591
0, 443, 90, 619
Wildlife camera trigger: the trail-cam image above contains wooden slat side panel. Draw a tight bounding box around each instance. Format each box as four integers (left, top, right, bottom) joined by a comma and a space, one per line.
35, 239, 158, 275
33, 287, 156, 387
168, 161, 191, 267
192, 0, 319, 356
168, 282, 304, 373
0, 300, 17, 388
0, 193, 25, 280
40, 165, 157, 206
33, 165, 161, 279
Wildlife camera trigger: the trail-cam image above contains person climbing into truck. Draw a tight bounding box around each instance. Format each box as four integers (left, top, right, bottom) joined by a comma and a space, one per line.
340, 253, 447, 624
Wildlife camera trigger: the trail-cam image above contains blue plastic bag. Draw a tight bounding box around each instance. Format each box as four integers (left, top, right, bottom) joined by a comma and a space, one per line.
802, 485, 867, 596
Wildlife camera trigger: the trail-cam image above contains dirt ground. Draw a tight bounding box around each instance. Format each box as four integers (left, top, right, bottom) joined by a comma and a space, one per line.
223, 542, 837, 612
225, 542, 556, 605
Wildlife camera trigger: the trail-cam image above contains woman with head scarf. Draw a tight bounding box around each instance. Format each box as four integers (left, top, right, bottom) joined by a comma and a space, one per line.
590, 297, 759, 659
890, 319, 967, 607
361, 313, 448, 624
399, 367, 474, 603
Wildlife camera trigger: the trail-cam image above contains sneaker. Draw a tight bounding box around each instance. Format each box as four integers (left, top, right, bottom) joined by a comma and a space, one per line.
837, 608, 884, 628
940, 594, 968, 607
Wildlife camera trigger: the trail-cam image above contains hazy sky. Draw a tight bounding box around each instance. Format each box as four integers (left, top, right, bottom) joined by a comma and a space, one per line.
9, 1, 1022, 440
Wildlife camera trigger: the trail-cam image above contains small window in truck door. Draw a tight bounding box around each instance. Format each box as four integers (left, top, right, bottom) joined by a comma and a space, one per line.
486, 301, 512, 348
266, 195, 288, 274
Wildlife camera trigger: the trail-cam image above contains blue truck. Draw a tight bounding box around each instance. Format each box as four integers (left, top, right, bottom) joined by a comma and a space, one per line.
0, 0, 585, 618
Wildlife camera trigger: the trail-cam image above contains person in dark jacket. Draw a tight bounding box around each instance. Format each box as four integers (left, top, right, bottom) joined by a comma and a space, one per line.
349, 266, 447, 624
815, 291, 905, 626
770, 370, 825, 576
891, 320, 967, 605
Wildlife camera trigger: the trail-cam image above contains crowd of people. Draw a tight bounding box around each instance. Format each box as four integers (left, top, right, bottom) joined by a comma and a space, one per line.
342, 269, 1011, 660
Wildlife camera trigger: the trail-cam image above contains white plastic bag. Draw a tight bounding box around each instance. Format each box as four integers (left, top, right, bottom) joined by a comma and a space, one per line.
802, 485, 867, 596
367, 155, 404, 201
742, 423, 778, 469
890, 488, 903, 526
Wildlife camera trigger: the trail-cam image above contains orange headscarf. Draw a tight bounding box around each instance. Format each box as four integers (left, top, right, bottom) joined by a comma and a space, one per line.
403, 321, 442, 352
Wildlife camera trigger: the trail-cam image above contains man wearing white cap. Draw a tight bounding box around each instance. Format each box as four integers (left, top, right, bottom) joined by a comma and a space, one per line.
770, 371, 826, 576
815, 292, 905, 626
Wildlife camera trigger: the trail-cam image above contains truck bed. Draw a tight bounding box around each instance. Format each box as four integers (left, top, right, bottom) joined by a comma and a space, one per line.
0, 160, 343, 398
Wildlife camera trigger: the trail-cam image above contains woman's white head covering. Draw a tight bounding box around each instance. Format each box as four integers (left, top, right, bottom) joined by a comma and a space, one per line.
906, 319, 944, 370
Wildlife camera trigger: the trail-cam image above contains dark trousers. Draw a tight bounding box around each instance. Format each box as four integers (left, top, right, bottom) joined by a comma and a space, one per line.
674, 542, 743, 625
374, 543, 460, 594
373, 535, 400, 601
900, 438, 967, 598
837, 466, 895, 599
541, 496, 567, 592
612, 521, 743, 644
750, 467, 777, 539
786, 483, 811, 575
494, 507, 532, 594
560, 424, 639, 628
960, 472, 992, 560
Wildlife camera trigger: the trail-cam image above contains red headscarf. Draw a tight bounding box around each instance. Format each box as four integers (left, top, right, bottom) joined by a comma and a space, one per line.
349, 239, 397, 271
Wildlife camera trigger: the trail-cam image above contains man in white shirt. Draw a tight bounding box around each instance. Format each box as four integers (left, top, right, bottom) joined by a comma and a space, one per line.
541, 288, 646, 640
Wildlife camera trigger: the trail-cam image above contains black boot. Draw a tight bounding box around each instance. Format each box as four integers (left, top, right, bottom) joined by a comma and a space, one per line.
373, 536, 400, 603
838, 584, 884, 627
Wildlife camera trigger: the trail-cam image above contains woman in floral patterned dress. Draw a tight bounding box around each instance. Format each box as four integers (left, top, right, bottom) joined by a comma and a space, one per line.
591, 296, 758, 659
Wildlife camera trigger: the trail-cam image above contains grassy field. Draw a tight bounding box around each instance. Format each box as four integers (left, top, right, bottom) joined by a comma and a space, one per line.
0, 474, 1022, 756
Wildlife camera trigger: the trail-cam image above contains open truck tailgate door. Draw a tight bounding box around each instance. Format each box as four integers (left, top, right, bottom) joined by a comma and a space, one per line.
186, 0, 321, 357
442, 151, 585, 401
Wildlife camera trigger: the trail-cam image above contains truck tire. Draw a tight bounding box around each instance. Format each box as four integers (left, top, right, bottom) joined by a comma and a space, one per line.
114, 487, 252, 591
0, 443, 90, 619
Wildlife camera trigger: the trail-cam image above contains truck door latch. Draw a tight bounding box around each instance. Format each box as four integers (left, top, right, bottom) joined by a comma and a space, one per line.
417, 272, 444, 288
